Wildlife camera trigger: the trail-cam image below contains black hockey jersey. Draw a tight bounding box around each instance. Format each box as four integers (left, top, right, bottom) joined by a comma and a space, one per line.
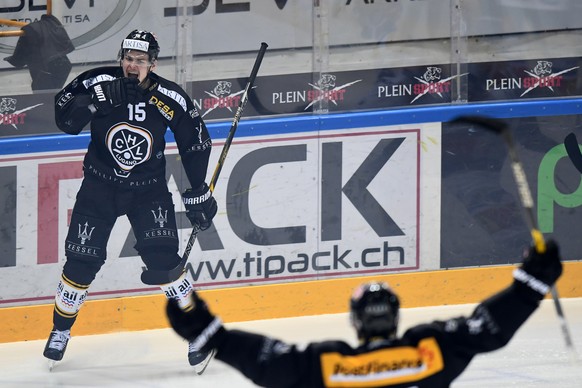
54, 67, 211, 190
214, 282, 540, 387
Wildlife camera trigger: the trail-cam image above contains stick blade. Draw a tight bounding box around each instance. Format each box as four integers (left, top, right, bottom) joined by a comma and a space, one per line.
450, 115, 508, 134
140, 254, 188, 285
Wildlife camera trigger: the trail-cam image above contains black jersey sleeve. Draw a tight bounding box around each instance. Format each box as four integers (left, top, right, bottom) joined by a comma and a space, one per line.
169, 93, 212, 189
54, 67, 119, 135
54, 76, 94, 135
407, 281, 540, 358
216, 329, 316, 388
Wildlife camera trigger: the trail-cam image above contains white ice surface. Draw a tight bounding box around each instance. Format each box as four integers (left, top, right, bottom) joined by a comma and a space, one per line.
0, 298, 581, 388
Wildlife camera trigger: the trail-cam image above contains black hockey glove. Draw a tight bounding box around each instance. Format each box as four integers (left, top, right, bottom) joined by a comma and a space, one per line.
90, 77, 139, 114
182, 184, 217, 231
166, 291, 226, 353
513, 239, 562, 300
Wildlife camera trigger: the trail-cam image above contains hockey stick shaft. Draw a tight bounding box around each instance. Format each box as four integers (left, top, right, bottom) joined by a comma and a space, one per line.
499, 126, 577, 354
141, 43, 268, 285
452, 116, 577, 356
497, 127, 546, 253
209, 42, 268, 192
183, 42, 269, 259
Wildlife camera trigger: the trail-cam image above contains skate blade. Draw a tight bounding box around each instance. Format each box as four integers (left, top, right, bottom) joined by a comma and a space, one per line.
48, 360, 57, 372
194, 348, 216, 375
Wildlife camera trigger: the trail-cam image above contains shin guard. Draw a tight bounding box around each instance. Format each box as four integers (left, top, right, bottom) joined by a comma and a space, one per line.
160, 271, 195, 311
53, 274, 89, 330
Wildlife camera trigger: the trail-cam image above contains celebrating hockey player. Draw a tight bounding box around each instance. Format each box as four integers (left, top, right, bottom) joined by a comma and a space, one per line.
167, 240, 563, 386
44, 29, 217, 374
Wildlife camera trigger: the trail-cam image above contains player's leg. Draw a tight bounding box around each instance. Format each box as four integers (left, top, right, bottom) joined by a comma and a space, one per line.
130, 186, 215, 374
44, 177, 115, 364
43, 253, 104, 362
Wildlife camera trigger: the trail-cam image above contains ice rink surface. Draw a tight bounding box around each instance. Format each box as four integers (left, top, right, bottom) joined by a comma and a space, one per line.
0, 298, 580, 388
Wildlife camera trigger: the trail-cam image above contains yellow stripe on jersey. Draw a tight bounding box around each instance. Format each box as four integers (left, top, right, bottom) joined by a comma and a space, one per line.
54, 304, 79, 319
320, 337, 444, 387
62, 274, 90, 290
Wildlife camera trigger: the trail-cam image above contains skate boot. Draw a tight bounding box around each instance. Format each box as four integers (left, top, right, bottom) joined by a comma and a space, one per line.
188, 341, 216, 375
43, 328, 71, 367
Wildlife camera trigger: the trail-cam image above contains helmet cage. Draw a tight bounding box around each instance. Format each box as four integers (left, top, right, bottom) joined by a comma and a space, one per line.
350, 282, 400, 341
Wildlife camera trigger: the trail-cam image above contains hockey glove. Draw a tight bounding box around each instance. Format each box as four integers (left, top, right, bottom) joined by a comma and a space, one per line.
182, 184, 218, 231
513, 239, 562, 300
166, 291, 226, 353
90, 77, 139, 115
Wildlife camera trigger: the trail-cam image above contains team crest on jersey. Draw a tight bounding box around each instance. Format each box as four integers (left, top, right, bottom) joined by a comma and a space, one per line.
106, 122, 153, 177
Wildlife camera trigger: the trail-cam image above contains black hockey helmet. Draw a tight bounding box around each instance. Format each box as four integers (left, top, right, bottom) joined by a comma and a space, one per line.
350, 281, 400, 342
118, 29, 160, 62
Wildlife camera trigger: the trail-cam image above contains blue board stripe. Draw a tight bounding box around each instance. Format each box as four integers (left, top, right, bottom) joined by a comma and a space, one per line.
1, 98, 581, 156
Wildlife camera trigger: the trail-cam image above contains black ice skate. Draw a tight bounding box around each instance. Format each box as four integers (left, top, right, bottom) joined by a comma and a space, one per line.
188, 342, 216, 375
43, 328, 71, 369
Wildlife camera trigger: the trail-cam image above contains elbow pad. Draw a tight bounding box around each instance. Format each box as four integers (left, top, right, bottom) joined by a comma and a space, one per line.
55, 94, 93, 134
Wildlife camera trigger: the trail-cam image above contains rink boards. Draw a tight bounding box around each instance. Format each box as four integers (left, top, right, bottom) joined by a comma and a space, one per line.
1, 261, 581, 343
1, 100, 582, 342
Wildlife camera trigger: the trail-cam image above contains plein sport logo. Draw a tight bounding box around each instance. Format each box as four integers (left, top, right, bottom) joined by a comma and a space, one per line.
106, 123, 153, 177
200, 81, 244, 117
520, 60, 579, 97
410, 66, 468, 104
305, 74, 362, 111
485, 59, 579, 97
377, 66, 468, 104
269, 73, 361, 112
0, 97, 43, 129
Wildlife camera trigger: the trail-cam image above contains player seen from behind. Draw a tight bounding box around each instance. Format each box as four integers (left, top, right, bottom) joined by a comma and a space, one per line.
44, 29, 217, 374
167, 240, 563, 387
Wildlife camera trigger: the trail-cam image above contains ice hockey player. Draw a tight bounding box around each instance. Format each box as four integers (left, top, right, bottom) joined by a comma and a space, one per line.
167, 240, 563, 386
44, 29, 217, 374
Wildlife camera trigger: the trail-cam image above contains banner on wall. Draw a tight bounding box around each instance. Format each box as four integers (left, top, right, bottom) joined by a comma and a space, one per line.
0, 123, 442, 307
0, 93, 54, 137
1, 57, 581, 139
2, 57, 581, 139
193, 64, 464, 120
468, 57, 582, 102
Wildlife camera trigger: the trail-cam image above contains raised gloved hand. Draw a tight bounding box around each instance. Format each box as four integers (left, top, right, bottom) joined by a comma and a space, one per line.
513, 239, 562, 300
166, 291, 226, 353
182, 184, 218, 231
90, 77, 139, 114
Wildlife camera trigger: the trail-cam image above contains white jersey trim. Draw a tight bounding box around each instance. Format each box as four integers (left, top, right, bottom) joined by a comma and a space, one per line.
157, 84, 188, 112
82, 74, 116, 89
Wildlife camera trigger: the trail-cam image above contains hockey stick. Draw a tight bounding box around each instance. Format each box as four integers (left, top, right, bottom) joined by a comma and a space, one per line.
451, 115, 577, 359
564, 132, 582, 174
141, 42, 268, 285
